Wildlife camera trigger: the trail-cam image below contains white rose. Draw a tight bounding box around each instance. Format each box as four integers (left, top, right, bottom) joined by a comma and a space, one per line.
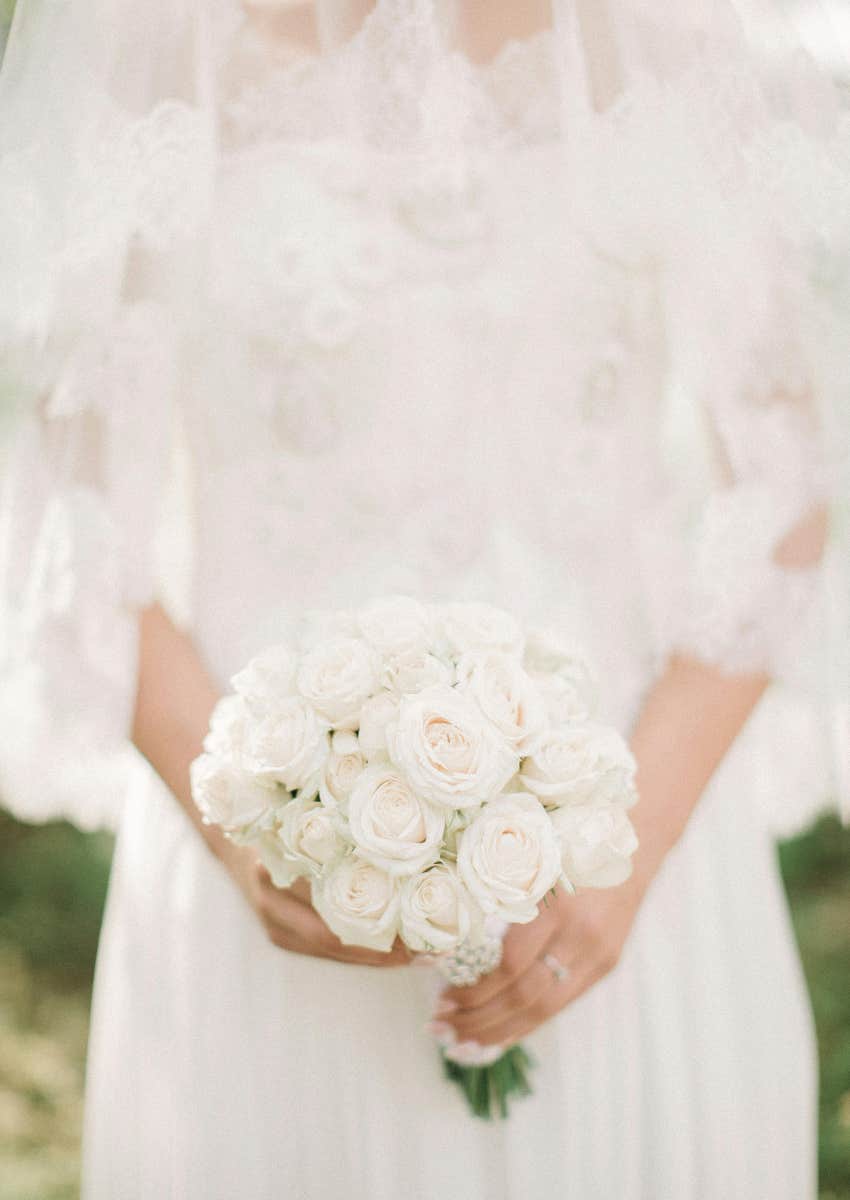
231, 644, 297, 713
438, 601, 525, 659
523, 630, 597, 722
386, 685, 518, 811
381, 650, 453, 696
457, 793, 562, 923
357, 595, 432, 658
202, 694, 248, 759
190, 753, 275, 831
312, 855, 401, 952
347, 765, 445, 876
242, 698, 330, 794
282, 797, 348, 867
533, 673, 594, 726
242, 827, 308, 889
520, 725, 637, 809
456, 650, 547, 753
551, 804, 638, 889
296, 636, 380, 730
319, 730, 366, 809
399, 863, 481, 953
357, 690, 400, 760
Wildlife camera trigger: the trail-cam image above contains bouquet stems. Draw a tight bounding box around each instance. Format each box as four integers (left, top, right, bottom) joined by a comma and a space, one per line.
441, 1045, 535, 1120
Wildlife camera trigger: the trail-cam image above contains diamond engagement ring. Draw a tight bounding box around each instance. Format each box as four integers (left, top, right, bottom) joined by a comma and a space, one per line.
542, 952, 570, 983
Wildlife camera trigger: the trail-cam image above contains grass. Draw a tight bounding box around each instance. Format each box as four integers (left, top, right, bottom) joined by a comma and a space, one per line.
0, 809, 848, 1197
0, 817, 111, 1200
780, 817, 850, 1195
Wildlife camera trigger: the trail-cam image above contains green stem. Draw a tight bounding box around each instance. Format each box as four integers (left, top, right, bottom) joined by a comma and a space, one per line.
442, 1044, 535, 1120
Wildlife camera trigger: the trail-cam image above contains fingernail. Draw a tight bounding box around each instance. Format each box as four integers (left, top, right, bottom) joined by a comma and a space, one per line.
433, 997, 458, 1016
424, 1021, 454, 1040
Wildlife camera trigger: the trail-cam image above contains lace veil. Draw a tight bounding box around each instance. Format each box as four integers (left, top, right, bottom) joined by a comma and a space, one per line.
0, 0, 848, 830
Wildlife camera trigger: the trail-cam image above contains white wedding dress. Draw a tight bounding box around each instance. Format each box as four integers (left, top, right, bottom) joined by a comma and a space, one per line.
1, 3, 847, 1198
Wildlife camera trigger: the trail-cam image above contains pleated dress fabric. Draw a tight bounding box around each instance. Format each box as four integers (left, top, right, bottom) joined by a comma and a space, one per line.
82, 753, 817, 1199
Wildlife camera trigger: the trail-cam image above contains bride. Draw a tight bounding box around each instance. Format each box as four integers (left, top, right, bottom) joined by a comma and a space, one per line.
0, 0, 848, 1196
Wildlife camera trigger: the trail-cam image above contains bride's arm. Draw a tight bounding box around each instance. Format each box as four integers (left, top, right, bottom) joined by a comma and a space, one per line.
431, 513, 827, 1046
132, 602, 409, 967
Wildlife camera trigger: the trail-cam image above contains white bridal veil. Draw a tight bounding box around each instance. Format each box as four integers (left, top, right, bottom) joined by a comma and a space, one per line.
0, 0, 848, 831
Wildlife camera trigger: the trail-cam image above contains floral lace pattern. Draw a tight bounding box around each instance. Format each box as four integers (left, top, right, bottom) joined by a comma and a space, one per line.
62, 100, 214, 264
0, 0, 843, 834
676, 484, 823, 674
218, 12, 560, 153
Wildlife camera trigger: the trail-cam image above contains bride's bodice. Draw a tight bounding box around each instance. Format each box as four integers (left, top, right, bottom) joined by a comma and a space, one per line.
180, 112, 667, 724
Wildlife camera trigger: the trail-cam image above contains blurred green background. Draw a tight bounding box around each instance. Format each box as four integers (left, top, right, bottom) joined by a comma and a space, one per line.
0, 811, 848, 1199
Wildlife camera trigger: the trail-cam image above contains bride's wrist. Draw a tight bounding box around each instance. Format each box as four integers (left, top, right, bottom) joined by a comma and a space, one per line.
186, 796, 238, 868
625, 778, 697, 898
627, 819, 676, 899
203, 820, 239, 866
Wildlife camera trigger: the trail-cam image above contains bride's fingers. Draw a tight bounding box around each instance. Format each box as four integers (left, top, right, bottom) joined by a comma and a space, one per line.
326, 939, 411, 967
280, 931, 409, 967
261, 878, 411, 966
439, 899, 562, 1012
283, 876, 313, 905
467, 959, 604, 1048
445, 937, 577, 1041
258, 877, 324, 936
252, 864, 313, 907
255, 869, 332, 944
265, 916, 408, 966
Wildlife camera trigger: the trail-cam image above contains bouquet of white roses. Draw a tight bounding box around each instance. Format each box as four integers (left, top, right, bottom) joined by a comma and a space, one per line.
191, 596, 639, 1118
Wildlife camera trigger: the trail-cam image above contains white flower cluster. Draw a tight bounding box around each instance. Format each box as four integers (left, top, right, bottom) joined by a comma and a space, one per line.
191, 597, 639, 955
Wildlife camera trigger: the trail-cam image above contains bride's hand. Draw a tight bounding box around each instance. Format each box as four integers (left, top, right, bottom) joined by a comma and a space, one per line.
431, 877, 647, 1047
223, 842, 412, 968
433, 650, 774, 1048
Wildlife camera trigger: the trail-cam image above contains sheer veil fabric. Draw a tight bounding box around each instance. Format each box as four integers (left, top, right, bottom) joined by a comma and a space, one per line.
0, 0, 848, 833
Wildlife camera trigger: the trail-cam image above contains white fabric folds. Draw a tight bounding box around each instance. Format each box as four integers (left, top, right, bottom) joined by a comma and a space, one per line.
0, 0, 848, 832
